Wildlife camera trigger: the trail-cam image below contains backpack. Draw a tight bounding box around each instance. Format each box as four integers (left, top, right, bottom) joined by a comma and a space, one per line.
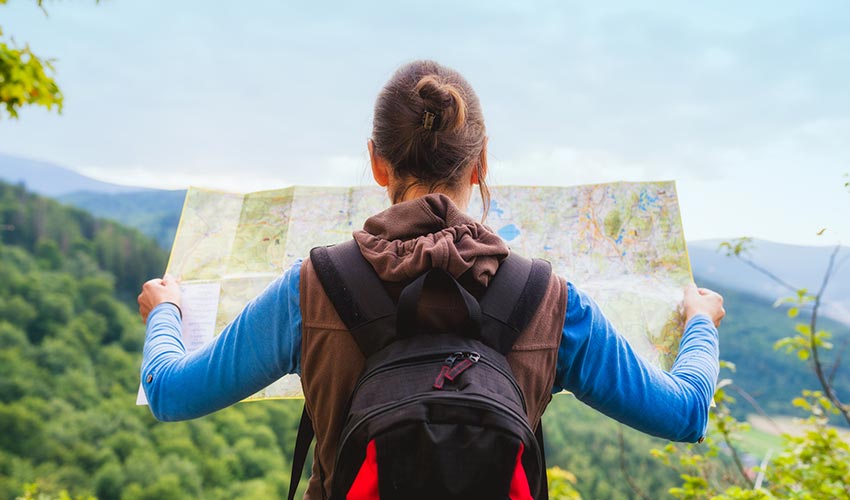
288, 240, 552, 500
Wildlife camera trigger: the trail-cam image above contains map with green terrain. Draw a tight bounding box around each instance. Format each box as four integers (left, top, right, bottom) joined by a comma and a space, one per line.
140, 182, 692, 402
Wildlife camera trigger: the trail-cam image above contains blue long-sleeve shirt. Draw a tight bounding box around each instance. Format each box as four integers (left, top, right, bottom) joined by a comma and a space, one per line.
141, 260, 719, 442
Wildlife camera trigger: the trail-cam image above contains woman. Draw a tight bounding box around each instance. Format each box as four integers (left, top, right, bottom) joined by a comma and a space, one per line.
138, 60, 724, 499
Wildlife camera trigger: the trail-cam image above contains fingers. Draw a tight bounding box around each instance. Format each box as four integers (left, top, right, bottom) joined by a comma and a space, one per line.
138, 274, 183, 324
684, 283, 726, 328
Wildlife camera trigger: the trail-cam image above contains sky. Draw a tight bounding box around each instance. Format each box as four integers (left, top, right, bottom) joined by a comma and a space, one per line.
1, 0, 849, 245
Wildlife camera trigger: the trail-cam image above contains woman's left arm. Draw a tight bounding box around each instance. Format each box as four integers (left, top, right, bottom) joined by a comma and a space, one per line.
553, 282, 719, 443
140, 261, 303, 421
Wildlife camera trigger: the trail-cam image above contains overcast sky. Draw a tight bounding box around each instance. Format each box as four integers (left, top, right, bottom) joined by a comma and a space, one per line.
1, 1, 848, 245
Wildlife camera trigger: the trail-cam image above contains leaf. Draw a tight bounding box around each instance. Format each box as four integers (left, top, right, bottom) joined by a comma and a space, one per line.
774, 338, 792, 350
797, 349, 810, 361
773, 296, 793, 308
792, 397, 811, 410
787, 307, 799, 318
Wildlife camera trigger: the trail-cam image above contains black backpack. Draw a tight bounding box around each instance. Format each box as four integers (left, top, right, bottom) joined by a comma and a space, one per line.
288, 240, 552, 500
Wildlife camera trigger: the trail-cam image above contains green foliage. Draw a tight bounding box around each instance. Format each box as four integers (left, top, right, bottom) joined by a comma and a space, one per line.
718, 238, 754, 258
0, 184, 309, 499
766, 393, 850, 499
655, 232, 850, 499
15, 483, 94, 500
0, 1, 63, 119
547, 466, 582, 499
543, 397, 681, 499
0, 181, 167, 298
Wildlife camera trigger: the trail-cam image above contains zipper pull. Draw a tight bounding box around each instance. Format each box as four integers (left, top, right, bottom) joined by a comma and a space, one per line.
434, 352, 463, 390
445, 352, 480, 382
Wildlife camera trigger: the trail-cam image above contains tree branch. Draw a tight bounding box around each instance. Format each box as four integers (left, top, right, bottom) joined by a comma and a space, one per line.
716, 409, 754, 488
808, 245, 850, 425
728, 384, 784, 435
616, 425, 651, 500
735, 257, 800, 294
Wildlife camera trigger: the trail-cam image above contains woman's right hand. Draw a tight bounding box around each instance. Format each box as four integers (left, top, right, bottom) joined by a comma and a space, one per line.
684, 283, 725, 327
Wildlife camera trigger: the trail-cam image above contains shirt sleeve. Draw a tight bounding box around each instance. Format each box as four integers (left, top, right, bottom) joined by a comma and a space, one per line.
141, 260, 303, 421
552, 282, 719, 443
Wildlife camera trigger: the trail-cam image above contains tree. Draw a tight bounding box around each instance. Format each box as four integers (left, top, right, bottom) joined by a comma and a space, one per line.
0, 0, 63, 119
649, 176, 850, 499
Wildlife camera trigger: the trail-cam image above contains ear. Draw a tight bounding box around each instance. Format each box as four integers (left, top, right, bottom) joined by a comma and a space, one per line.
368, 139, 390, 187
470, 137, 488, 185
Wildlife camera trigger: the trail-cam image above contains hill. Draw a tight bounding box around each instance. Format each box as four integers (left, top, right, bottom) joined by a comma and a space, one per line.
0, 154, 147, 197
0, 154, 184, 249
58, 190, 186, 250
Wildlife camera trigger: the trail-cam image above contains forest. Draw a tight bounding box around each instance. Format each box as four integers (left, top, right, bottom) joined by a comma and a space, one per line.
1, 180, 848, 499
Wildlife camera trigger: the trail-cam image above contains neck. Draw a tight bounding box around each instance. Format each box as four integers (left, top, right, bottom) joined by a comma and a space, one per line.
392, 183, 472, 211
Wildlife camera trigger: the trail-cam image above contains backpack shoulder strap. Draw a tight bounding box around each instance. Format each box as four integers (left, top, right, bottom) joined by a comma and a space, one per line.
309, 240, 396, 357
287, 406, 314, 500
480, 253, 552, 354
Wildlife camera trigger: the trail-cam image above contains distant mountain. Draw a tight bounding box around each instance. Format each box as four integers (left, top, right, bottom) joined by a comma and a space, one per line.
0, 153, 149, 196
59, 190, 186, 250
690, 239, 850, 325
0, 153, 183, 249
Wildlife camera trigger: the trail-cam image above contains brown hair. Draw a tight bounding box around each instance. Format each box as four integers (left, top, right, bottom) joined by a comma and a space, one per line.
372, 60, 490, 219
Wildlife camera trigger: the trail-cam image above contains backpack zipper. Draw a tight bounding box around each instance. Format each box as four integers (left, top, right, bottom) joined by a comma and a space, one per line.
349, 352, 447, 398
351, 351, 527, 412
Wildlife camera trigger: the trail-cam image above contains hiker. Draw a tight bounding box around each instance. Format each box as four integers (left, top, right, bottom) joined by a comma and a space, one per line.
138, 60, 723, 499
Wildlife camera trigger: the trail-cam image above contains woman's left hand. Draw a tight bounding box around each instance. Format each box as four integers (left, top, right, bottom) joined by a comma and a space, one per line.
138, 274, 182, 323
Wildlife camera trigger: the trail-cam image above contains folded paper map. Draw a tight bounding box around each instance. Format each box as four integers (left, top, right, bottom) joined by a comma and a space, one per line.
137, 182, 692, 403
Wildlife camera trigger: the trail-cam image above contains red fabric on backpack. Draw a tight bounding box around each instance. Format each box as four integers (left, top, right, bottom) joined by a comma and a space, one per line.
346, 439, 533, 500
347, 440, 379, 500
509, 442, 533, 500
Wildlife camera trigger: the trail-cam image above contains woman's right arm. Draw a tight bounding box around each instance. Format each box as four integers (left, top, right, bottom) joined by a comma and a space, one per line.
140, 260, 303, 421
553, 282, 722, 443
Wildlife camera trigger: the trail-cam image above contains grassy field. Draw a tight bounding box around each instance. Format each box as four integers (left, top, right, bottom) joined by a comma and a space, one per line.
735, 414, 850, 461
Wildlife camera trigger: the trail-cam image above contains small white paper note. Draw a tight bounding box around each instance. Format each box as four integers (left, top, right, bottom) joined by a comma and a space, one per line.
179, 282, 221, 352
136, 282, 222, 406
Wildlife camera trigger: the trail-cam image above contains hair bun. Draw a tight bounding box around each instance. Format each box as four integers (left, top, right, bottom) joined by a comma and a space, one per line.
414, 75, 467, 132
